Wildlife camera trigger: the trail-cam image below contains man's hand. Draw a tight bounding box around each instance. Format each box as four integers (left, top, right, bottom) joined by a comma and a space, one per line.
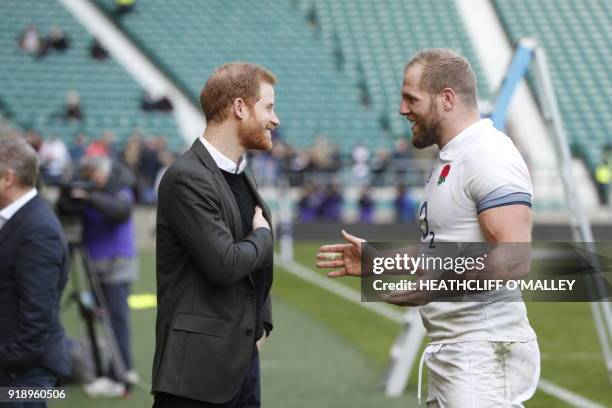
256, 332, 267, 351
316, 230, 365, 278
381, 284, 436, 307
253, 206, 270, 231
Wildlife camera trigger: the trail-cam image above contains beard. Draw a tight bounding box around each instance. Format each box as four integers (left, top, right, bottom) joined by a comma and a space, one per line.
411, 102, 442, 149
238, 115, 273, 151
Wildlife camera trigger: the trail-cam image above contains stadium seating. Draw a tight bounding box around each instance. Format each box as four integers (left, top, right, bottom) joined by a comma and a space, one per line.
94, 0, 385, 152
494, 0, 612, 170
0, 0, 179, 148
296, 0, 492, 136
1, 0, 497, 155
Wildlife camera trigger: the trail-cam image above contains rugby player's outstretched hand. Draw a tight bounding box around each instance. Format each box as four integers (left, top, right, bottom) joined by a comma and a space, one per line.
316, 230, 365, 278
381, 287, 435, 307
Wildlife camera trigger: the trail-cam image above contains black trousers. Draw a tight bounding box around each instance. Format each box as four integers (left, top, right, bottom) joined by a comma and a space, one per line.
153, 350, 261, 408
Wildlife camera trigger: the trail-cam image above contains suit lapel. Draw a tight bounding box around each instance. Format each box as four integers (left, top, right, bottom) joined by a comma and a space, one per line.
243, 169, 274, 238
0, 195, 39, 247
191, 140, 255, 286
191, 140, 244, 240
243, 169, 274, 291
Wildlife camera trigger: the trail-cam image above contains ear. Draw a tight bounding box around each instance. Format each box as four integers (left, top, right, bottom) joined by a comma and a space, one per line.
2, 170, 17, 189
232, 98, 248, 120
439, 87, 456, 111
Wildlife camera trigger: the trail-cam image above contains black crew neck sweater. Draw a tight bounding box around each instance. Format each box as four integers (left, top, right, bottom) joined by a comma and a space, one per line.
220, 170, 268, 343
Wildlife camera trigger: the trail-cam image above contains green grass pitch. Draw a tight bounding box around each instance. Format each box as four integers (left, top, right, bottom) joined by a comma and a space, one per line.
51, 243, 610, 407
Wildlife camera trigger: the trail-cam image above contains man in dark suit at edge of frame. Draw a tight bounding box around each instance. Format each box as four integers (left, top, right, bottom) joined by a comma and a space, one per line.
0, 135, 70, 408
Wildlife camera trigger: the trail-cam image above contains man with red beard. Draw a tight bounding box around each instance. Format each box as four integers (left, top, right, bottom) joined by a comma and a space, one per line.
153, 62, 279, 408
317, 49, 539, 407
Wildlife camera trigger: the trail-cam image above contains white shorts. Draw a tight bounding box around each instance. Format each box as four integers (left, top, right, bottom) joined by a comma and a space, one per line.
422, 340, 540, 408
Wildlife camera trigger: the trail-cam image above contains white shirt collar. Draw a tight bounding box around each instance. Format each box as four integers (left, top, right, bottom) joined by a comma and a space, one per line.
199, 137, 247, 174
0, 188, 37, 223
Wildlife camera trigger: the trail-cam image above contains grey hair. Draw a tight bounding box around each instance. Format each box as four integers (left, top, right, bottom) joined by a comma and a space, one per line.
406, 48, 478, 108
80, 155, 112, 176
0, 135, 39, 187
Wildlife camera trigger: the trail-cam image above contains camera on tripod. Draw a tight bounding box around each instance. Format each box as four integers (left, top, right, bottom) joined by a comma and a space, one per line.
56, 177, 95, 245
60, 178, 96, 196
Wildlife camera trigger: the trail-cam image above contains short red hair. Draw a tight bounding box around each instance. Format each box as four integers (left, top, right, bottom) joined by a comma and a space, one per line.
200, 62, 277, 124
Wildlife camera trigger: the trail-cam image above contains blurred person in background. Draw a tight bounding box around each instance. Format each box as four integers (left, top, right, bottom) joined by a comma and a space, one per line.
142, 91, 159, 112
351, 143, 371, 185
38, 135, 71, 186
57, 155, 138, 397
84, 131, 118, 159
121, 132, 142, 199
358, 186, 375, 223
90, 38, 109, 60
370, 148, 390, 186
594, 158, 610, 205
306, 4, 320, 37
263, 140, 285, 185
64, 90, 83, 122
286, 147, 310, 186
46, 26, 69, 52
85, 138, 108, 157
153, 150, 174, 200
394, 183, 416, 222
115, 0, 136, 17
309, 134, 334, 172
69, 133, 88, 163
141, 92, 173, 113
390, 137, 412, 178
319, 183, 343, 221
17, 25, 44, 57
298, 182, 323, 222
101, 131, 119, 160
24, 130, 43, 153
138, 138, 162, 204
0, 135, 70, 408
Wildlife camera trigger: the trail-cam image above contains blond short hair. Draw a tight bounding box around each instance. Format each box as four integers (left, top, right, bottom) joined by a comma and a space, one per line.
406, 48, 477, 107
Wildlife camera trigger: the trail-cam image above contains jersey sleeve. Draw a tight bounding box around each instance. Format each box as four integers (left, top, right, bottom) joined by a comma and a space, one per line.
464, 138, 533, 214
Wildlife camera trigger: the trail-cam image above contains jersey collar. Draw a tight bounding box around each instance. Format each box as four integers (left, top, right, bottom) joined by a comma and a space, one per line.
438, 118, 492, 162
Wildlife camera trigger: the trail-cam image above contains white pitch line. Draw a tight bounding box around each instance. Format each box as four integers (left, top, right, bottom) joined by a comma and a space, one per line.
537, 379, 607, 408
275, 255, 608, 408
276, 257, 404, 323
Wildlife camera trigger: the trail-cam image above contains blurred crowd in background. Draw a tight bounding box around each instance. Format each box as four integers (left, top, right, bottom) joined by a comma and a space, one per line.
0, 125, 421, 223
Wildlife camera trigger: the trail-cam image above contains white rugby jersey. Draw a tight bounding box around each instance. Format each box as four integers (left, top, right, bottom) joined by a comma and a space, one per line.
418, 118, 537, 343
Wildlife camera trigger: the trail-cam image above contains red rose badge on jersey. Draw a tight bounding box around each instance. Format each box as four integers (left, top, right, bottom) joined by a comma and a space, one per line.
437, 164, 451, 185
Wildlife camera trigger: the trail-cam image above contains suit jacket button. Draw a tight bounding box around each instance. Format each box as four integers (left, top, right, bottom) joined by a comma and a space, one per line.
245, 293, 254, 302
246, 329, 254, 336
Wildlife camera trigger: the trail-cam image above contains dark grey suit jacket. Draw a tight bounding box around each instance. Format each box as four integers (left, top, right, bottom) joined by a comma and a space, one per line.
152, 140, 274, 403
